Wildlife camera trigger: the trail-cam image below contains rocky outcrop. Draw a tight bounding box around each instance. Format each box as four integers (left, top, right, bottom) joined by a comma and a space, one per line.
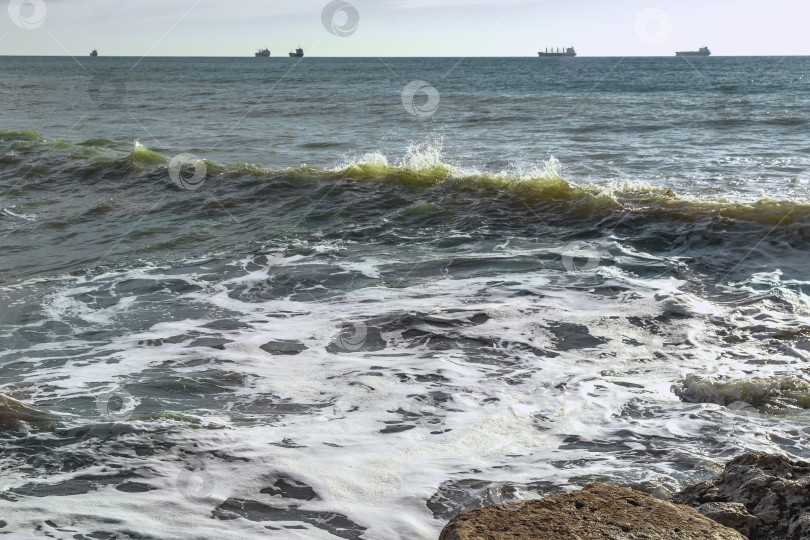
674, 453, 810, 540
696, 502, 759, 539
439, 482, 746, 540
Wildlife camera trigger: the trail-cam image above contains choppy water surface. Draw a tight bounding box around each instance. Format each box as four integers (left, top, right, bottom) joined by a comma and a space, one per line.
1, 56, 810, 539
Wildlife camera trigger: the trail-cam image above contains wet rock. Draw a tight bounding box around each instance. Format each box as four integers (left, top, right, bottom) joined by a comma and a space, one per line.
674, 452, 810, 540
439, 482, 745, 540
697, 502, 759, 538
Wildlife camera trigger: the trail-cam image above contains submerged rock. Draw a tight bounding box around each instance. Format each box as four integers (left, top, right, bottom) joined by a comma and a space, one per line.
0, 394, 53, 429
674, 452, 810, 540
439, 482, 745, 540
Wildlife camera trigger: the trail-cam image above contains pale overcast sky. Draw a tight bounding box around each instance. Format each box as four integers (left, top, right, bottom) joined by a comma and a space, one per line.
1, 0, 807, 57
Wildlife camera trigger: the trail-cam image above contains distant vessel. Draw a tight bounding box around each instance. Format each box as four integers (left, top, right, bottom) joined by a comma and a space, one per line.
538, 46, 576, 57
90, 49, 98, 57
255, 48, 271, 57
289, 47, 304, 58
676, 47, 711, 57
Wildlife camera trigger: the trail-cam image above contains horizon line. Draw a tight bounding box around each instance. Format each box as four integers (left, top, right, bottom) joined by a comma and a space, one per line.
0, 54, 808, 58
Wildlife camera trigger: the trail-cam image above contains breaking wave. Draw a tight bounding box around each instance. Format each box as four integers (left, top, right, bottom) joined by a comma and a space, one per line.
3, 130, 810, 229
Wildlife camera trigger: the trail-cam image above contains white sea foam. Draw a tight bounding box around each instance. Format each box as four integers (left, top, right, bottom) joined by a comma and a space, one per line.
3, 239, 810, 539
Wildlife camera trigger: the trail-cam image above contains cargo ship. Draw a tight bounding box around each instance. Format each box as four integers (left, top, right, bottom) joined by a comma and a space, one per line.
538, 46, 576, 57
90, 49, 98, 57
289, 47, 304, 58
676, 46, 711, 57
255, 48, 271, 57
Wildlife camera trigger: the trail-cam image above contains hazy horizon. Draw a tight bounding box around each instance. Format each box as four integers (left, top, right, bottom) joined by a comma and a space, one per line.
0, 0, 807, 58
1, 53, 807, 57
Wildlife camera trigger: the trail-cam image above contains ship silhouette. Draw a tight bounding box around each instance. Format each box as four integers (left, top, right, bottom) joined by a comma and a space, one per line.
538, 46, 576, 57
676, 46, 711, 57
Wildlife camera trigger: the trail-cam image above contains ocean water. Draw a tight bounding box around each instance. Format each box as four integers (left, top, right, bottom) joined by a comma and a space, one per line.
1, 56, 810, 539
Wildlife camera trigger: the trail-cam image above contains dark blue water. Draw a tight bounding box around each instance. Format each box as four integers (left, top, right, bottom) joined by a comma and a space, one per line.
1, 56, 810, 539
1, 56, 808, 189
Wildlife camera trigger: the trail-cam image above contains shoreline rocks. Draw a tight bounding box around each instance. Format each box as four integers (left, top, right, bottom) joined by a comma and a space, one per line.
439, 482, 746, 540
441, 453, 808, 540
673, 453, 810, 539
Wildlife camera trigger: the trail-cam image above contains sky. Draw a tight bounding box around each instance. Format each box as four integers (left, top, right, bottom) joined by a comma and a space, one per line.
0, 0, 808, 57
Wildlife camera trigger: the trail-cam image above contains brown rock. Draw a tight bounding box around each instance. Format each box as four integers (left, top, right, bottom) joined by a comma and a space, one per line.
697, 503, 759, 539
439, 482, 746, 540
673, 453, 810, 540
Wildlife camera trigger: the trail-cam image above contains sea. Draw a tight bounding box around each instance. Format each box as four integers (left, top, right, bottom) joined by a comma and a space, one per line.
1, 56, 810, 539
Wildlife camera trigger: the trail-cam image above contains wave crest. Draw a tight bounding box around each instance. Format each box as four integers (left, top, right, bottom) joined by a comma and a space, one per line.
2, 130, 810, 227
673, 374, 810, 411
